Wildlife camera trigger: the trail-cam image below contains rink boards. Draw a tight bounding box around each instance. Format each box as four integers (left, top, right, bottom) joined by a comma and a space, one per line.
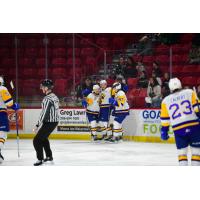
7, 108, 175, 143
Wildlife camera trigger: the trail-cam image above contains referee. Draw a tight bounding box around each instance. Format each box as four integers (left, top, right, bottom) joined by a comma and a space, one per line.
33, 79, 59, 166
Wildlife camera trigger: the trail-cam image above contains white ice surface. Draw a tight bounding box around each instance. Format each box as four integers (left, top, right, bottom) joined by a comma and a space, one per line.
1, 139, 178, 166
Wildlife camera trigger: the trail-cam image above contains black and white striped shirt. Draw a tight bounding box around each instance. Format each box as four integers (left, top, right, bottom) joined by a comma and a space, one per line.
37, 92, 59, 127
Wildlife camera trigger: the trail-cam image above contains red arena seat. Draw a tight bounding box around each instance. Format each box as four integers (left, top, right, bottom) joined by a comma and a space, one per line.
52, 57, 67, 66
127, 78, 138, 88
52, 48, 67, 57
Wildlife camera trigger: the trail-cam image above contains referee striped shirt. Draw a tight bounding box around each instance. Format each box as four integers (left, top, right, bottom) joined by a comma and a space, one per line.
37, 92, 59, 127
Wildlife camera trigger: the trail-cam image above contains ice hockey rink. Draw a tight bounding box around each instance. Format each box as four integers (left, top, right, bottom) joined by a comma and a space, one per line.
1, 139, 178, 166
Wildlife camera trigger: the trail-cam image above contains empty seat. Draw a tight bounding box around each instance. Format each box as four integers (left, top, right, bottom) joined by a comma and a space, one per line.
24, 38, 43, 47
154, 45, 169, 55
20, 68, 38, 78
38, 48, 52, 57
54, 79, 68, 96
182, 76, 197, 87
51, 38, 66, 47
37, 68, 52, 79
139, 88, 147, 97
0, 48, 10, 57
67, 58, 81, 66
52, 48, 67, 57
19, 58, 33, 66
36, 58, 46, 67
142, 56, 154, 64
80, 48, 95, 57
24, 48, 38, 57
127, 78, 138, 88
1, 58, 15, 67
155, 55, 169, 64
52, 67, 67, 78
134, 96, 145, 108
182, 65, 198, 76
112, 37, 125, 50
67, 48, 80, 56
80, 38, 94, 47
52, 58, 67, 66
96, 37, 109, 48
0, 38, 13, 47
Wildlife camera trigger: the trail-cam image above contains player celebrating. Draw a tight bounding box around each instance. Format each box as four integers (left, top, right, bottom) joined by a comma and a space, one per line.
33, 79, 59, 166
98, 80, 112, 140
0, 76, 19, 163
108, 82, 129, 142
82, 85, 100, 141
160, 78, 200, 166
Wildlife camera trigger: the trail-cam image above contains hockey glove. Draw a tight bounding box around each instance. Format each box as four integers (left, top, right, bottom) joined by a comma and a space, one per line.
123, 85, 128, 93
160, 126, 169, 140
82, 100, 88, 108
10, 103, 20, 111
109, 98, 118, 106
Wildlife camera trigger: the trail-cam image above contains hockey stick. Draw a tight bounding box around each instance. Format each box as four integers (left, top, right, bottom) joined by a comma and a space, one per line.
10, 81, 20, 157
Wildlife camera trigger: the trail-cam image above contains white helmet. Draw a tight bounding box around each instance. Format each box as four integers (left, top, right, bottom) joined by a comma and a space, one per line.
113, 82, 121, 90
93, 84, 100, 91
169, 78, 182, 92
100, 80, 107, 85
0, 76, 4, 85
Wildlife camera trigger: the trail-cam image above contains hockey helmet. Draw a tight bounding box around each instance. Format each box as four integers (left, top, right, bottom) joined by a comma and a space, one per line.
168, 78, 182, 92
40, 79, 54, 89
93, 84, 100, 93
0, 76, 4, 85
112, 82, 121, 91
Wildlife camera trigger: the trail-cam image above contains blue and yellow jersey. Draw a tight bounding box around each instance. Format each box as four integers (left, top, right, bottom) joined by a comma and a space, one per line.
160, 89, 200, 132
99, 87, 112, 108
0, 86, 13, 112
86, 92, 100, 114
114, 90, 129, 114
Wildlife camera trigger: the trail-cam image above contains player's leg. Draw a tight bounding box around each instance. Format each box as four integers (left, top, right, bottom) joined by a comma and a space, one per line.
174, 133, 189, 166
42, 122, 58, 162
33, 124, 46, 166
112, 114, 127, 142
177, 147, 189, 166
0, 112, 9, 163
191, 147, 200, 166
87, 113, 98, 141
99, 107, 110, 140
189, 125, 200, 166
0, 131, 7, 163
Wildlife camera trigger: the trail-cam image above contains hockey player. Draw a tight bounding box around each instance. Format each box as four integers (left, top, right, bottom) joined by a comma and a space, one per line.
160, 78, 200, 166
82, 85, 100, 141
98, 80, 113, 140
108, 82, 129, 142
0, 76, 19, 163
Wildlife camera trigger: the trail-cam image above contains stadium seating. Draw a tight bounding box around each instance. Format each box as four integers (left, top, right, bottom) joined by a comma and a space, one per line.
127, 78, 138, 89
54, 79, 68, 96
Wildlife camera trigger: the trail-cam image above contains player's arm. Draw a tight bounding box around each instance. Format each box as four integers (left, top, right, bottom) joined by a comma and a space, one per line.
0, 87, 19, 110
160, 101, 170, 140
191, 91, 200, 118
86, 94, 94, 105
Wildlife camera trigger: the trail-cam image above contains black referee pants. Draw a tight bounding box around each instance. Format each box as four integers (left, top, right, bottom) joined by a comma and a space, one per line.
33, 122, 58, 161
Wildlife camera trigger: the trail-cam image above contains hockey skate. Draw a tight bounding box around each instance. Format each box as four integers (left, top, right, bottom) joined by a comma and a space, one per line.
104, 135, 113, 141
44, 157, 53, 162
0, 150, 4, 164
116, 135, 123, 142
33, 160, 44, 166
91, 134, 99, 141
107, 136, 117, 143
97, 134, 107, 141
44, 157, 54, 165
